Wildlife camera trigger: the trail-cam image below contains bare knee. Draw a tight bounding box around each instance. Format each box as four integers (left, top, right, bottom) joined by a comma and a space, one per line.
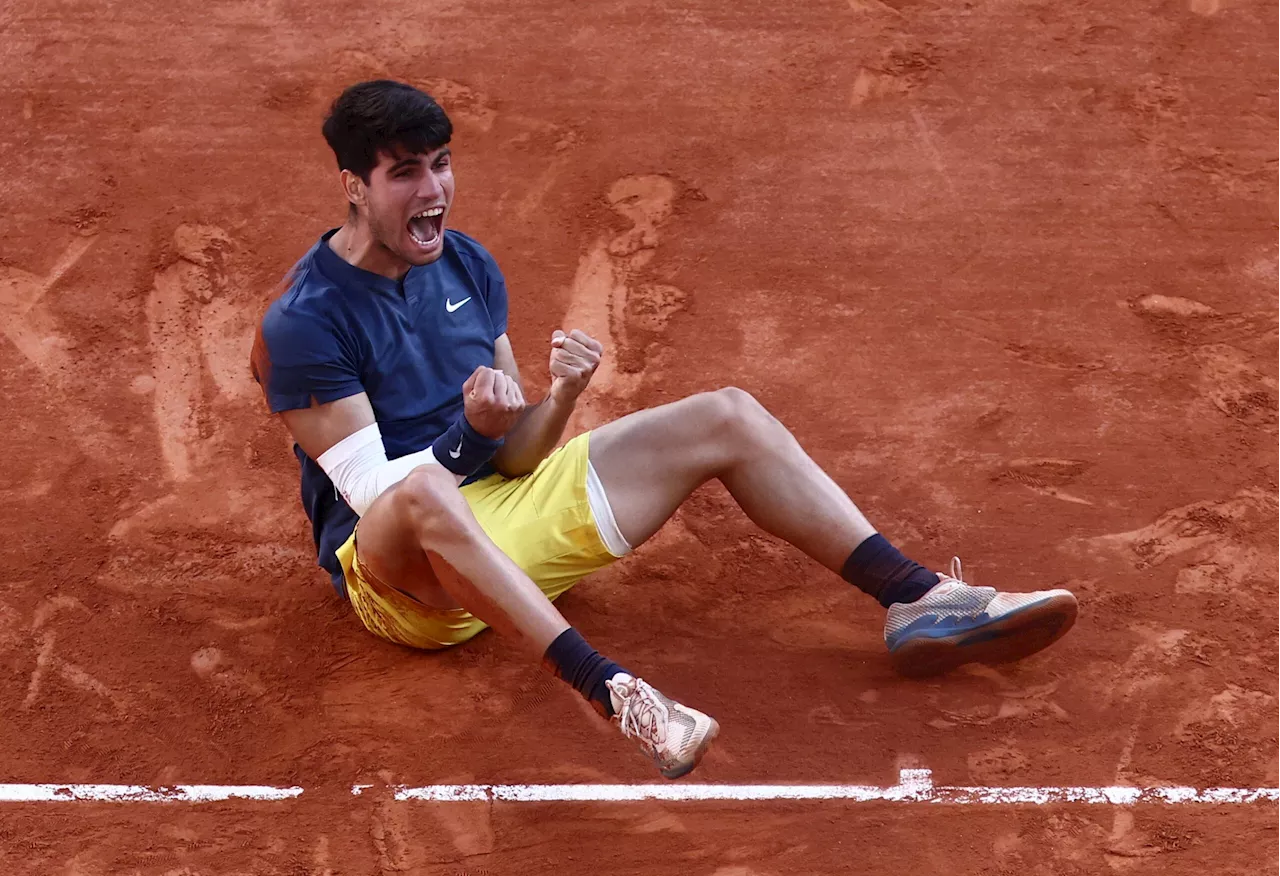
708, 386, 773, 427
699, 386, 779, 449
392, 465, 472, 539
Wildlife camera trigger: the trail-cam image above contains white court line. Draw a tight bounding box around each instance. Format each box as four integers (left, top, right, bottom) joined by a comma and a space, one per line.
2, 771, 1276, 804
352, 770, 1279, 805
0, 785, 303, 803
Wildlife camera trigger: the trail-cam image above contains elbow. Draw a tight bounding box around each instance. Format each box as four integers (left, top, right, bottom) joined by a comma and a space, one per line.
492, 460, 536, 479
491, 449, 538, 479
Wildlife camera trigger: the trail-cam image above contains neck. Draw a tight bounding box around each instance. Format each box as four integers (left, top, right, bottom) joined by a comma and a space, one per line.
329, 220, 411, 281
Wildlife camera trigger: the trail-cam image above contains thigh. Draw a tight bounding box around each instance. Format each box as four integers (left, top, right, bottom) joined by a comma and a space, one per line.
334, 471, 490, 648
587, 392, 729, 548
353, 466, 468, 610
337, 528, 486, 650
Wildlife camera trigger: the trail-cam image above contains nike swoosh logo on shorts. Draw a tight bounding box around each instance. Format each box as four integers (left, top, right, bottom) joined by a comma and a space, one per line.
445, 297, 472, 313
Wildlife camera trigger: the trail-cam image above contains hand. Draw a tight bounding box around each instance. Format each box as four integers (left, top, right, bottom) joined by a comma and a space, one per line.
462, 366, 526, 439
549, 329, 603, 405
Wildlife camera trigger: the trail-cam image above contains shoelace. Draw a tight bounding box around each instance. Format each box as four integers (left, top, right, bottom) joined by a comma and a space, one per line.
615, 680, 669, 749
932, 556, 997, 618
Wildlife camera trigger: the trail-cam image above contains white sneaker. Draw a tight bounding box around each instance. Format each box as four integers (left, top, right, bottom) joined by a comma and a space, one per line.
606, 674, 719, 780
884, 558, 1078, 677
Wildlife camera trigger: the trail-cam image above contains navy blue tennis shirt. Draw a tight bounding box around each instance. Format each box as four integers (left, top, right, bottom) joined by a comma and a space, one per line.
252, 228, 508, 595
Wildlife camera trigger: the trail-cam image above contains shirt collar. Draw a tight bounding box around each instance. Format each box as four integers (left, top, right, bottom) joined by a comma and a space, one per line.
312, 227, 413, 295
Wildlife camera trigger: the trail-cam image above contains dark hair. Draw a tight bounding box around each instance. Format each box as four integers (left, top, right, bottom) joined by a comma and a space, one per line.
322, 80, 452, 182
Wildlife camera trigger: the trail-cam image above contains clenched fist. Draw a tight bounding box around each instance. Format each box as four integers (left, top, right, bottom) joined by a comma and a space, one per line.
463, 366, 526, 439
549, 329, 603, 404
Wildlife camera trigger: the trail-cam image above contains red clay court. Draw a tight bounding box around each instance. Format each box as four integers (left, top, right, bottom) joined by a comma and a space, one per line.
1, 0, 1276, 873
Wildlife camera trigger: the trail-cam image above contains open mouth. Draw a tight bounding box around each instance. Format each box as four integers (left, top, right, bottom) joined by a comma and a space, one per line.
408, 206, 445, 249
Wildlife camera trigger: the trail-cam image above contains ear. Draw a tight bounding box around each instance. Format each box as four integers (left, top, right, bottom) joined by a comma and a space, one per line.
339, 169, 366, 208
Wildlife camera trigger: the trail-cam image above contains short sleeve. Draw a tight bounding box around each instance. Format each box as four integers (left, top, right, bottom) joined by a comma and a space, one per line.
251, 302, 363, 413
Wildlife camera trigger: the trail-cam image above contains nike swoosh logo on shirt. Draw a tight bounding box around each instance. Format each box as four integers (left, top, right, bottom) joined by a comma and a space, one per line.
445, 297, 472, 313
449, 440, 463, 459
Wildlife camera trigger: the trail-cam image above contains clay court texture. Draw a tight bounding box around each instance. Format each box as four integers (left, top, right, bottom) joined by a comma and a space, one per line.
1, 0, 1277, 873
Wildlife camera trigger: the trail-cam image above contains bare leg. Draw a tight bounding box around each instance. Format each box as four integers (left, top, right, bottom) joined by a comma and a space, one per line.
354, 464, 568, 654
347, 464, 721, 777
589, 387, 877, 571
590, 387, 1079, 676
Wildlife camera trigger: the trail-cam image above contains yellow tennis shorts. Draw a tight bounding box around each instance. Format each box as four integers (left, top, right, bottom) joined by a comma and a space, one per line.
334, 431, 618, 650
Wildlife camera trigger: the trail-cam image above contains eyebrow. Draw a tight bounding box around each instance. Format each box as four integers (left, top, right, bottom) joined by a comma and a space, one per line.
389, 147, 451, 173
388, 156, 422, 173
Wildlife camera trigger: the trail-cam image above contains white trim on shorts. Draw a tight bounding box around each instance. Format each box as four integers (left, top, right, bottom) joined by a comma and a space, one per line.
586, 460, 633, 558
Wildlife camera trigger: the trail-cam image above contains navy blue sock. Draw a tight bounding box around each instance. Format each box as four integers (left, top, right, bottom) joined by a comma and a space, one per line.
543, 627, 629, 718
841, 533, 940, 609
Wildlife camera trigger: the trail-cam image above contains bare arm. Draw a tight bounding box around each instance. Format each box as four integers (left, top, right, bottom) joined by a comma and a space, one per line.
280, 392, 377, 462
490, 334, 577, 477
256, 299, 519, 510
279, 363, 524, 515
279, 361, 525, 466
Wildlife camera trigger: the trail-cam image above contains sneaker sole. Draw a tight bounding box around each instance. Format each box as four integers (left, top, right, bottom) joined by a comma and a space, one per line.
660, 718, 721, 781
889, 592, 1078, 678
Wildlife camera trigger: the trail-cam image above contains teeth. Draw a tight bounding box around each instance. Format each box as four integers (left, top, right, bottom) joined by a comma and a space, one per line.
413, 207, 444, 219
409, 225, 439, 246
